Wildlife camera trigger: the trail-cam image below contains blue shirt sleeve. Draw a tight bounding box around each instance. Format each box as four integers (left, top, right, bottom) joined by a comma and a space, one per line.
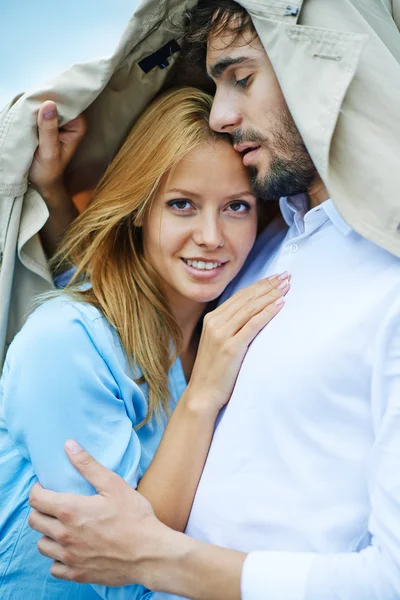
2, 297, 154, 599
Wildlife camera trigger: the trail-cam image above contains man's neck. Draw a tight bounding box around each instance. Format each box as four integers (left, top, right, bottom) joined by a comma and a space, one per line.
308, 176, 329, 208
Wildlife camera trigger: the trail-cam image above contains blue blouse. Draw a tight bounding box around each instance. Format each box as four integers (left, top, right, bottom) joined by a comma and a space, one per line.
0, 296, 187, 599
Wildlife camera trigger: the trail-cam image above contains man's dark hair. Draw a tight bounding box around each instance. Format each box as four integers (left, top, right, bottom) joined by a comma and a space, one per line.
184, 1, 255, 65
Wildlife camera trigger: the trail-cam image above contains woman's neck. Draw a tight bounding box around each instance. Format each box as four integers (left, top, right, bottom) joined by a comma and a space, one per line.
170, 299, 207, 382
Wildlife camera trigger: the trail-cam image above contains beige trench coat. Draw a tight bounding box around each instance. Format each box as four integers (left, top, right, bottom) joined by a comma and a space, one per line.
0, 0, 400, 367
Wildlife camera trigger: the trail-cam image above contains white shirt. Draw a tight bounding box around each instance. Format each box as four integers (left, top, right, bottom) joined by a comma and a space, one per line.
157, 195, 400, 600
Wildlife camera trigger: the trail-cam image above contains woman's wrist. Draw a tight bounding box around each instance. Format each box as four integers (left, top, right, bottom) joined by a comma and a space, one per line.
179, 385, 221, 423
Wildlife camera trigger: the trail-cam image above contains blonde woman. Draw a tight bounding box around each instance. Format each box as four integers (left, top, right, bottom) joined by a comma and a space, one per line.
0, 88, 288, 599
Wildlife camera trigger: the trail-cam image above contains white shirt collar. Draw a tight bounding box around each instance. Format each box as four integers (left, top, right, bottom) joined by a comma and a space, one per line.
279, 194, 352, 236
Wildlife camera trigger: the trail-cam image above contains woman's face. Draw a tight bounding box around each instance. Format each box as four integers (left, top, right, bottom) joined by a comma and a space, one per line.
142, 139, 257, 310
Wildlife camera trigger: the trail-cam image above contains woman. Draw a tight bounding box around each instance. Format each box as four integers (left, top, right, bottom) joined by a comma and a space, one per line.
0, 87, 288, 599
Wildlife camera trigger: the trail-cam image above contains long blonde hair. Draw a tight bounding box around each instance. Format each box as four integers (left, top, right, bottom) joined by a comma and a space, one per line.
53, 87, 226, 425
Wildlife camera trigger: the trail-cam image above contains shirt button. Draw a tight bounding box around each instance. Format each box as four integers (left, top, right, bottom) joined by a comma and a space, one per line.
289, 244, 299, 253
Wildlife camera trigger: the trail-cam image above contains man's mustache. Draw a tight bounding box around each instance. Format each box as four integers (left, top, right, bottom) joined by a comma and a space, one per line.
230, 129, 267, 147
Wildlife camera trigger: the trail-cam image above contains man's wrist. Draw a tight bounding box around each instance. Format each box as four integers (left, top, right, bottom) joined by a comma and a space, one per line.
33, 180, 71, 208
137, 522, 246, 600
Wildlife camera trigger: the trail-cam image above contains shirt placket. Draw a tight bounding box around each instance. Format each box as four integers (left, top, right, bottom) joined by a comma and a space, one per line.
272, 205, 329, 274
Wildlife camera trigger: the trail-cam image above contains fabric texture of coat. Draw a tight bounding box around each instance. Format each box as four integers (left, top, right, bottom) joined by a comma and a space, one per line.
0, 0, 399, 367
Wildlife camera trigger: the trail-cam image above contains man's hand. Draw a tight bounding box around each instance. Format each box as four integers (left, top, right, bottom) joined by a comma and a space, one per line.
28, 440, 165, 587
28, 441, 245, 599
29, 101, 87, 258
29, 101, 87, 201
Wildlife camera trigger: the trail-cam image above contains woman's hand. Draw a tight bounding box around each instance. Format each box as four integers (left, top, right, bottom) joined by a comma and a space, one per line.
186, 273, 290, 416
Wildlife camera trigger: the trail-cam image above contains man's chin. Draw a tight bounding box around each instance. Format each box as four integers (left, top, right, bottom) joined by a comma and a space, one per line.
249, 167, 276, 200
250, 163, 315, 202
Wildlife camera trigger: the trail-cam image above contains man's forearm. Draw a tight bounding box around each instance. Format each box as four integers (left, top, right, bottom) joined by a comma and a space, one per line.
29, 448, 246, 597
140, 526, 246, 600
37, 185, 78, 261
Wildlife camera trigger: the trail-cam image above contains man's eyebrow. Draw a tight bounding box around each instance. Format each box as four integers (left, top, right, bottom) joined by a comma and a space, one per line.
208, 56, 251, 79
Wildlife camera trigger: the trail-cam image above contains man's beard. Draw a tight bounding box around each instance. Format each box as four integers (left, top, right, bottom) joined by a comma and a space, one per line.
231, 107, 318, 202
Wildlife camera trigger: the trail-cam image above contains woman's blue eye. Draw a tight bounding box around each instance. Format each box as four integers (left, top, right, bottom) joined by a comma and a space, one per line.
235, 75, 251, 88
168, 199, 191, 210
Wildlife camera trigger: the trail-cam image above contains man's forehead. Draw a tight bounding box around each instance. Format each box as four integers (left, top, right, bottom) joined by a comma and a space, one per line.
206, 29, 262, 73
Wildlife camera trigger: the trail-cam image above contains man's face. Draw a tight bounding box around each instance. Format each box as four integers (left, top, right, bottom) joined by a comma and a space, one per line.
206, 25, 317, 200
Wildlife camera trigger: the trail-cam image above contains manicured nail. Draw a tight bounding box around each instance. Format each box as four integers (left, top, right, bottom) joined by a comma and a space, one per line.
277, 279, 289, 290
277, 271, 289, 280
275, 297, 285, 306
43, 106, 57, 119
65, 440, 83, 454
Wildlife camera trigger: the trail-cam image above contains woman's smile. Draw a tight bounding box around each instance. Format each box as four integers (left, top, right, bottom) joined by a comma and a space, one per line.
180, 257, 228, 280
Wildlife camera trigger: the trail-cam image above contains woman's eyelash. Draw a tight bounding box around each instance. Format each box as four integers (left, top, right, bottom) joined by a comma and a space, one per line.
235, 75, 251, 88
229, 201, 251, 212
167, 199, 191, 210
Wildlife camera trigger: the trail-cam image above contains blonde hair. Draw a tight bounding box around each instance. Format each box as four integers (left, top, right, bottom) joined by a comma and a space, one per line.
52, 87, 226, 426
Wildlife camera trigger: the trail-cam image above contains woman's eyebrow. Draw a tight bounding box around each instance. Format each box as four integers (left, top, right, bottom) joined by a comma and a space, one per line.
166, 189, 255, 200
226, 191, 256, 200
167, 188, 201, 198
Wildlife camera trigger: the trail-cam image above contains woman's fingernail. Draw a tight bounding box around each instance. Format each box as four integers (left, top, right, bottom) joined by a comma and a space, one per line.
277, 279, 289, 290
65, 440, 83, 455
277, 272, 289, 280
275, 297, 285, 306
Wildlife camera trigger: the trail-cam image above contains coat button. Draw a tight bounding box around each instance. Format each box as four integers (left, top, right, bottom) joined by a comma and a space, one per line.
290, 244, 299, 253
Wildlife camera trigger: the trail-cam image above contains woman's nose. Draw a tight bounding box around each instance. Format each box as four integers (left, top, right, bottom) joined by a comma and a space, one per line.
193, 216, 224, 249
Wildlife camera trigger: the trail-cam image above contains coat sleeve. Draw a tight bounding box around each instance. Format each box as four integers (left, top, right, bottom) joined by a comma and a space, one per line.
393, 0, 400, 31
3, 299, 153, 600
240, 302, 400, 600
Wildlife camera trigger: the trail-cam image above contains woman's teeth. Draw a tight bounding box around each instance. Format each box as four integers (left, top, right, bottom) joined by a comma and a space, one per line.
184, 259, 222, 271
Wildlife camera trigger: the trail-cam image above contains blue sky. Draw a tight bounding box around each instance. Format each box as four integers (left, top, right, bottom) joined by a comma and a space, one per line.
0, 0, 140, 109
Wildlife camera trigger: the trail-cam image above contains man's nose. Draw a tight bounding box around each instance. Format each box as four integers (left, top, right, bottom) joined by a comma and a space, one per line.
209, 89, 241, 134
193, 215, 224, 250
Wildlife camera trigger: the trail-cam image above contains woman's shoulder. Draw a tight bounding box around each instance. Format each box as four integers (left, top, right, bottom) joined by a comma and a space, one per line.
6, 295, 115, 364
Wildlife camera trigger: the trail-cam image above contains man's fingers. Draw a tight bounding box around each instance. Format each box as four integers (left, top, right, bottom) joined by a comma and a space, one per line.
50, 561, 84, 582
29, 483, 68, 518
37, 101, 61, 160
36, 101, 87, 164
37, 535, 67, 563
61, 113, 87, 135
64, 440, 121, 495
59, 113, 88, 157
28, 508, 65, 541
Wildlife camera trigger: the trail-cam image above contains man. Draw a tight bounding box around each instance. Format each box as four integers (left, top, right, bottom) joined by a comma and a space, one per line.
23, 0, 400, 598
